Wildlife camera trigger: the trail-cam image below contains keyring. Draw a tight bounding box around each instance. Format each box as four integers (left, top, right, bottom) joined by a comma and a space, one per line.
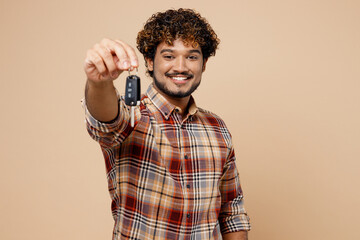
128, 68, 138, 75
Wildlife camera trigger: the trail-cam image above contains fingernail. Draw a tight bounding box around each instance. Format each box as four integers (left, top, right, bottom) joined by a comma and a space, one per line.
123, 61, 129, 68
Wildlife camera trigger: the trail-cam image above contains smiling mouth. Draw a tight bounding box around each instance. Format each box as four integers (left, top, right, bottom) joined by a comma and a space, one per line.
172, 76, 190, 81
165, 73, 193, 83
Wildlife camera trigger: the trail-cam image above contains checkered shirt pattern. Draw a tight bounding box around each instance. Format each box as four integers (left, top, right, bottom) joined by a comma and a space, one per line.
84, 84, 250, 239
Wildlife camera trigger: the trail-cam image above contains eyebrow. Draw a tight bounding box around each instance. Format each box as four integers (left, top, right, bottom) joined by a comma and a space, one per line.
160, 49, 202, 54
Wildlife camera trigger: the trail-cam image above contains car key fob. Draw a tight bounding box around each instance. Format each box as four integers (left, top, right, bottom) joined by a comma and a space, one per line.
125, 70, 141, 127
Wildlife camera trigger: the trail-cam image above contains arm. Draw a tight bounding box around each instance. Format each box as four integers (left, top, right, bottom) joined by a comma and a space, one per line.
84, 38, 138, 122
85, 80, 118, 122
222, 231, 248, 240
218, 146, 251, 235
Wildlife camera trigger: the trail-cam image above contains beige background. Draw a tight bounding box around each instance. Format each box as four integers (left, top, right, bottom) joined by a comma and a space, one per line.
1, 0, 359, 239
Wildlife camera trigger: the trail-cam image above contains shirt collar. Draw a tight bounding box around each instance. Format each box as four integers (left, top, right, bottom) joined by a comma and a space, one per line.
145, 84, 198, 120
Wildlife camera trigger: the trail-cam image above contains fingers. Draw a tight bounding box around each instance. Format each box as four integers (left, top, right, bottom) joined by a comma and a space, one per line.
85, 49, 106, 74
95, 43, 121, 78
84, 38, 139, 81
114, 40, 139, 69
100, 38, 138, 71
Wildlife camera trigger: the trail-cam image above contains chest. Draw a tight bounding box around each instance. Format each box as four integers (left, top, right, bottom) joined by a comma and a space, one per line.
121, 110, 230, 178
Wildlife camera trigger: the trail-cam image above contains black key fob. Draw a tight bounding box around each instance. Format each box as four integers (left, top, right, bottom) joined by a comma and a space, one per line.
125, 75, 141, 106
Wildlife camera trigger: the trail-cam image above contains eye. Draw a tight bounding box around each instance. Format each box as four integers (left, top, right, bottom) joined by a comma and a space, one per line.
163, 55, 174, 60
187, 55, 199, 60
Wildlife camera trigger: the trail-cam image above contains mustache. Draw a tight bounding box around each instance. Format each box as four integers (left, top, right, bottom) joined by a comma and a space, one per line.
165, 72, 193, 78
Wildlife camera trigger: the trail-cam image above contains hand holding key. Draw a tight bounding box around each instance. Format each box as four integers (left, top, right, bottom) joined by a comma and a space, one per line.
84, 38, 139, 83
84, 39, 140, 123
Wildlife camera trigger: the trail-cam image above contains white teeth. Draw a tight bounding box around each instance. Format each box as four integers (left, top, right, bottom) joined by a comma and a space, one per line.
172, 77, 187, 81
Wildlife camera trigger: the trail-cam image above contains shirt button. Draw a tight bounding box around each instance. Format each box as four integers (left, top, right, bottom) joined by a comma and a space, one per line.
184, 155, 188, 159
187, 213, 191, 218
186, 184, 191, 188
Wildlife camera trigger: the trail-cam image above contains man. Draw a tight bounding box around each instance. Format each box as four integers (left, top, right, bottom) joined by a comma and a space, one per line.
83, 8, 250, 240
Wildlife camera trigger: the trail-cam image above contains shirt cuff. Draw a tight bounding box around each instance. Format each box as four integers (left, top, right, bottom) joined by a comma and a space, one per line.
220, 212, 251, 234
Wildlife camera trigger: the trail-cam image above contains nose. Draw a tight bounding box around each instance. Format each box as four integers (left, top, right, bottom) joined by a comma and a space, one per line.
173, 56, 188, 73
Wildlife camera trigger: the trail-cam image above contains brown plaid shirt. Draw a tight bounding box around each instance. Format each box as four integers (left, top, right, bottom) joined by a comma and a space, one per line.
84, 84, 250, 239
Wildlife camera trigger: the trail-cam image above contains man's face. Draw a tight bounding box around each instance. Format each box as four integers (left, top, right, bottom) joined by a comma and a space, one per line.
146, 39, 207, 99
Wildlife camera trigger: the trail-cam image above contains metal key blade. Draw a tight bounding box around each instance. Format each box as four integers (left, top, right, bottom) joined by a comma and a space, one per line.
131, 106, 135, 127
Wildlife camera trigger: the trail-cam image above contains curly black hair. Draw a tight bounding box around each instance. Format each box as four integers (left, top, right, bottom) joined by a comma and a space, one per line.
136, 8, 220, 77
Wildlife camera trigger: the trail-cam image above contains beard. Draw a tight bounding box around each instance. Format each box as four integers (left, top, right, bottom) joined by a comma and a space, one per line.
153, 73, 201, 98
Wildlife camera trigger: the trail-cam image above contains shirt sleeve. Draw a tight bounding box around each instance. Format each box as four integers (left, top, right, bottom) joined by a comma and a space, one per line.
218, 146, 251, 233
82, 93, 140, 148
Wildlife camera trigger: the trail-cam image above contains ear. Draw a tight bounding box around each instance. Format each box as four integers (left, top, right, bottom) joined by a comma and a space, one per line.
202, 58, 208, 72
146, 58, 154, 71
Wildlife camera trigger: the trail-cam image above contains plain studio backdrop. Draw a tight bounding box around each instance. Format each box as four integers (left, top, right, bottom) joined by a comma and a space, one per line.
0, 0, 359, 239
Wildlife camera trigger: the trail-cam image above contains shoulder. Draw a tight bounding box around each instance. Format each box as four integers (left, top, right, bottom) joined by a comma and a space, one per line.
196, 108, 231, 134
196, 107, 233, 148
197, 107, 226, 125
